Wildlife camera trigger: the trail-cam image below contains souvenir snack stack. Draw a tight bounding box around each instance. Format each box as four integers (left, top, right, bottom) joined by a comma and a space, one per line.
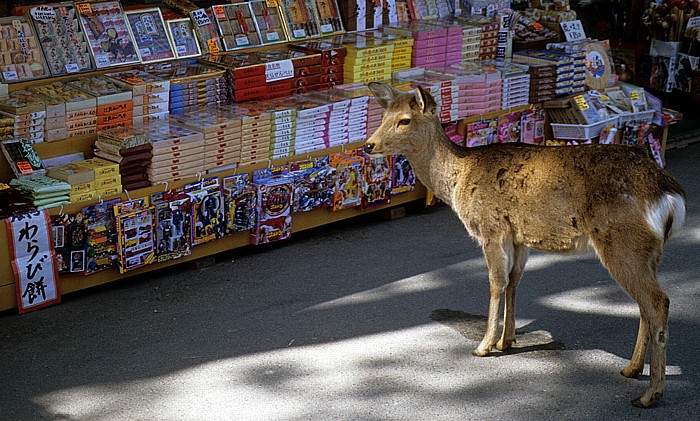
357, 30, 414, 72
519, 61, 558, 104
46, 161, 96, 204
440, 62, 502, 118
29, 81, 97, 139
146, 62, 227, 115
513, 49, 577, 98
27, 2, 94, 77
0, 16, 50, 84
235, 105, 271, 167
67, 76, 133, 132
211, 2, 263, 51
308, 90, 357, 149
105, 69, 171, 126
288, 41, 348, 90
293, 96, 331, 155
9, 174, 70, 210
249, 0, 289, 46
458, 23, 482, 62
478, 20, 500, 60
94, 126, 150, 194
329, 33, 394, 83
485, 60, 531, 110
200, 53, 267, 103
0, 92, 46, 144
1, 137, 45, 178
420, 20, 465, 66
170, 107, 244, 174
404, 70, 461, 123
328, 82, 372, 143
260, 99, 296, 161
141, 119, 205, 185
381, 22, 447, 70
258, 49, 324, 96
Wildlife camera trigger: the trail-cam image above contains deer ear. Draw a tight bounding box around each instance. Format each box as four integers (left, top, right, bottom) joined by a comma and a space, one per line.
368, 82, 396, 109
415, 86, 437, 116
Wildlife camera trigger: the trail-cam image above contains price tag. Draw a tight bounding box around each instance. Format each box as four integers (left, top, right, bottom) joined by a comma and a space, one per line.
30, 6, 56, 23
65, 63, 80, 73
266, 32, 280, 42
560, 20, 586, 42
212, 6, 226, 20
265, 59, 294, 82
76, 3, 92, 16
266, 0, 279, 6
235, 35, 250, 47
293, 29, 307, 39
574, 95, 589, 111
320, 24, 333, 33
629, 91, 640, 101
191, 9, 212, 27
16, 161, 33, 175
207, 38, 219, 54
685, 16, 700, 37
2, 70, 18, 81
600, 94, 610, 101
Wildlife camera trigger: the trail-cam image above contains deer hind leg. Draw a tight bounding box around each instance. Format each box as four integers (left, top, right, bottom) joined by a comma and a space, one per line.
591, 231, 668, 408
474, 239, 513, 357
497, 245, 529, 352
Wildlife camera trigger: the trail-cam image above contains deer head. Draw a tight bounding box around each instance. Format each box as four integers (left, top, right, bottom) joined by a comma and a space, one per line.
364, 82, 440, 156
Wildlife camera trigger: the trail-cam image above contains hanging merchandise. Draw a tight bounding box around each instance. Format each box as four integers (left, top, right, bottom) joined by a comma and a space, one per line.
330, 150, 363, 211
391, 154, 415, 196
361, 153, 391, 209
76, 1, 140, 69
251, 166, 294, 245
497, 110, 523, 143
83, 198, 120, 274
186, 177, 226, 246
114, 197, 156, 273
151, 188, 192, 263
465, 117, 498, 147
51, 212, 86, 274
222, 173, 257, 234
289, 156, 336, 212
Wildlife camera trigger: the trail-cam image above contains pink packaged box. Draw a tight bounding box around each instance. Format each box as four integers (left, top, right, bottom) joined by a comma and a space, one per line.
413, 44, 447, 57
412, 54, 446, 67
446, 51, 462, 63
413, 37, 447, 50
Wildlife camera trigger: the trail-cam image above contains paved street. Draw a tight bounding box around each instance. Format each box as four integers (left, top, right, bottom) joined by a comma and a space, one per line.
1, 141, 699, 420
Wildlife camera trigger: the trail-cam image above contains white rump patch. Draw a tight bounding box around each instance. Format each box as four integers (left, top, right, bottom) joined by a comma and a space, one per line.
645, 193, 686, 240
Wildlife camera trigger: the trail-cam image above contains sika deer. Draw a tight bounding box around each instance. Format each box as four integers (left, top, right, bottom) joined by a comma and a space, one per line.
363, 82, 687, 407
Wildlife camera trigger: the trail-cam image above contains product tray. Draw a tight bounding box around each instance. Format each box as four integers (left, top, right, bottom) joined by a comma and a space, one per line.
614, 110, 655, 129
550, 116, 618, 140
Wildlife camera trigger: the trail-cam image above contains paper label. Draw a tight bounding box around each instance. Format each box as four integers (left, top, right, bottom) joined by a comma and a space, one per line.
560, 20, 586, 42
191, 9, 212, 27
265, 60, 294, 82
30, 6, 57, 23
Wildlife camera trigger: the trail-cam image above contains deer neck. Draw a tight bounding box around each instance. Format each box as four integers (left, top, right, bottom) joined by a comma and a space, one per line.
404, 129, 466, 207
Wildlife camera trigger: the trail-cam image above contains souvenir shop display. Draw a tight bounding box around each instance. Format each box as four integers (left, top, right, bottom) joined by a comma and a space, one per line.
0, 15, 50, 83
330, 150, 363, 211
189, 7, 222, 54
279, 0, 323, 40
186, 177, 226, 246
166, 18, 201, 59
124, 8, 176, 63
82, 197, 120, 274
76, 1, 140, 69
361, 153, 391, 209
390, 154, 415, 196
28, 3, 94, 76
151, 188, 192, 262
249, 0, 288, 46
211, 2, 263, 51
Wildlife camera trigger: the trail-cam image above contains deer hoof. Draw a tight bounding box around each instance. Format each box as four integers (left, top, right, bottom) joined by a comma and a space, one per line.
620, 366, 642, 378
472, 347, 490, 357
496, 339, 514, 352
631, 392, 663, 408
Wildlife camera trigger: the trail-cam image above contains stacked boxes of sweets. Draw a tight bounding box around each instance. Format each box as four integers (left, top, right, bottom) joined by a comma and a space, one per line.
483, 60, 531, 109
417, 20, 466, 66
288, 40, 347, 89
232, 104, 271, 167
380, 21, 449, 70
67, 76, 133, 132
511, 58, 558, 103
455, 16, 500, 60
169, 107, 243, 174
324, 83, 372, 144
145, 61, 227, 115
258, 98, 296, 161
140, 119, 204, 185
104, 69, 171, 126
93, 127, 152, 192
394, 68, 460, 123
292, 95, 332, 155
438, 61, 502, 118
200, 49, 323, 102
73, 157, 122, 200
307, 89, 360, 149
46, 160, 95, 204
28, 81, 96, 140
0, 16, 50, 84
325, 33, 393, 83
513, 49, 579, 97
0, 90, 46, 144
355, 30, 413, 72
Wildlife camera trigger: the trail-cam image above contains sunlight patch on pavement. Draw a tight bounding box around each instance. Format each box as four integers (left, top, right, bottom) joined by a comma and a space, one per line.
305, 259, 486, 311
538, 285, 640, 318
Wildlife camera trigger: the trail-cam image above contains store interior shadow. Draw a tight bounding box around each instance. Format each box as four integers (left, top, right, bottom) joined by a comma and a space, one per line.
430, 308, 565, 356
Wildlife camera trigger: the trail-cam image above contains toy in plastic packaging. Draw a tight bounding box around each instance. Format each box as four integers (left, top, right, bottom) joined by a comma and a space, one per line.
330, 150, 363, 210
391, 154, 415, 196
83, 197, 120, 274
151, 188, 192, 262
114, 197, 156, 273
251, 166, 294, 245
361, 154, 391, 209
222, 173, 257, 234
186, 177, 225, 246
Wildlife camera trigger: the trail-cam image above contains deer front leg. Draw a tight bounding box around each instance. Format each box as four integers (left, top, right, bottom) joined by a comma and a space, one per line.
474, 241, 510, 357
497, 245, 528, 352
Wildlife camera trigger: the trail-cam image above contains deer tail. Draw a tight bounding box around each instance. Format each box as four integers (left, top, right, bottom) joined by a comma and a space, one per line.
646, 192, 686, 243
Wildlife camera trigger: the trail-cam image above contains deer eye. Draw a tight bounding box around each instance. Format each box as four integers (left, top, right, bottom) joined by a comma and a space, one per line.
397, 118, 410, 127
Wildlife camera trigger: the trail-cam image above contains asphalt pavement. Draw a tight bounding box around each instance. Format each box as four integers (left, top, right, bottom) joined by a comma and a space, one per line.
1, 141, 699, 421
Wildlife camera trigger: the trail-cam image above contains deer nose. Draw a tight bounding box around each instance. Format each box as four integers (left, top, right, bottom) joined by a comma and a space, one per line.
364, 142, 375, 154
